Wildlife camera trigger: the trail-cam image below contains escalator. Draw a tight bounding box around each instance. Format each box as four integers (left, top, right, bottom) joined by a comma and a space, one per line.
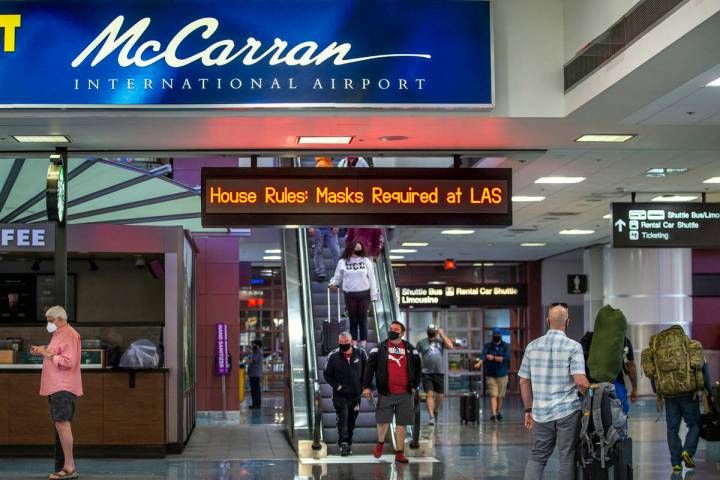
282, 227, 401, 452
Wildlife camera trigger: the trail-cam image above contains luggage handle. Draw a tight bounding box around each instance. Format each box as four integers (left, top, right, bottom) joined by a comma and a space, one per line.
326, 287, 341, 322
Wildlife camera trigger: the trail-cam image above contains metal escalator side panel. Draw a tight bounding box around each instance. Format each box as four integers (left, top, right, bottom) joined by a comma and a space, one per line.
282, 228, 319, 444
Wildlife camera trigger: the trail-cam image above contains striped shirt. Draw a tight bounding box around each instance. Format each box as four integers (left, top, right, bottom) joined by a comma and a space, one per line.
518, 329, 585, 423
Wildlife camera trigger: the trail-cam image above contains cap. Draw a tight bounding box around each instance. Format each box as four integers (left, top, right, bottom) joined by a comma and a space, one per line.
493, 328, 503, 336
427, 324, 438, 331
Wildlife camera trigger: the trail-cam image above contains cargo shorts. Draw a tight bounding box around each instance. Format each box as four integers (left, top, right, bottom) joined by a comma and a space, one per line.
48, 391, 77, 422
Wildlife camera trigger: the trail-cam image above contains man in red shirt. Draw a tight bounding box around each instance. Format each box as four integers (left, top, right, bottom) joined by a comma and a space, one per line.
363, 321, 422, 463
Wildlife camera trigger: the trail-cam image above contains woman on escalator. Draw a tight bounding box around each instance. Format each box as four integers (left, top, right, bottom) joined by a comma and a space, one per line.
328, 240, 378, 349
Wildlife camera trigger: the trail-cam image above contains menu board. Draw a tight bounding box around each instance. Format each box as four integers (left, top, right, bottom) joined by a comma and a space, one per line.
36, 275, 76, 322
0, 275, 35, 322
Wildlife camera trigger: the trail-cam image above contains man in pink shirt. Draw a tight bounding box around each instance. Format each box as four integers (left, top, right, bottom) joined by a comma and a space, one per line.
31, 305, 83, 480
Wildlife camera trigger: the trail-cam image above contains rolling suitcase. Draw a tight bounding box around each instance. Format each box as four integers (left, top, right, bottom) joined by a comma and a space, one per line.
577, 437, 633, 480
321, 288, 349, 355
460, 392, 480, 424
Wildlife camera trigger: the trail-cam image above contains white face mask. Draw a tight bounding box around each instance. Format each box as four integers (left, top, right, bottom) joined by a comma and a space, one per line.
46, 322, 58, 333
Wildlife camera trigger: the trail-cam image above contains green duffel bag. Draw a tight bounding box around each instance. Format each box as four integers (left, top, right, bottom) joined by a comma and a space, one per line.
587, 305, 628, 382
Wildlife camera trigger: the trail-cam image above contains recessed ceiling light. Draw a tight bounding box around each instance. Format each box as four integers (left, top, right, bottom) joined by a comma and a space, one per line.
13, 135, 71, 143
645, 167, 688, 178
703, 177, 720, 184
262, 255, 282, 260
441, 229, 475, 235
559, 229, 595, 235
521, 242, 547, 247
392, 263, 407, 267
264, 249, 281, 254
534, 177, 586, 184
651, 195, 698, 202
297, 136, 353, 145
707, 77, 720, 87
389, 255, 405, 260
428, 281, 446, 285
402, 242, 429, 247
512, 196, 546, 202
390, 249, 417, 254
603, 214, 612, 219
575, 134, 635, 143
473, 262, 496, 267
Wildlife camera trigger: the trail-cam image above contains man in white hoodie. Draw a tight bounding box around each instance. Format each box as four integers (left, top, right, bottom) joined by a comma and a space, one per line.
329, 240, 378, 349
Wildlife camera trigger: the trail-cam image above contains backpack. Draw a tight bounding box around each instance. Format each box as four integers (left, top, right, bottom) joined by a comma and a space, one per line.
578, 383, 628, 469
587, 306, 627, 382
640, 325, 704, 398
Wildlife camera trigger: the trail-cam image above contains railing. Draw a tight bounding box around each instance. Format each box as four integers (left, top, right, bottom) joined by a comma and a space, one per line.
311, 379, 323, 450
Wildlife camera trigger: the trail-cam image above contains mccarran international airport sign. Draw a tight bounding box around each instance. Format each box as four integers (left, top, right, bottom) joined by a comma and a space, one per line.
0, 0, 493, 107
201, 168, 512, 227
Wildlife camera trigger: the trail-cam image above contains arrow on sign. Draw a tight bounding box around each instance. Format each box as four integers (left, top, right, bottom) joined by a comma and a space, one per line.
615, 219, 627, 232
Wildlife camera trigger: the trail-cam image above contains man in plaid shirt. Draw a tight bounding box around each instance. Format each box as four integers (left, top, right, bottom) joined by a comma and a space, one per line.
519, 304, 590, 480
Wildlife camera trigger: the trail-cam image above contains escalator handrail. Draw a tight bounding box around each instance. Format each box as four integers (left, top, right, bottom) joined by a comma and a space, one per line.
297, 227, 323, 444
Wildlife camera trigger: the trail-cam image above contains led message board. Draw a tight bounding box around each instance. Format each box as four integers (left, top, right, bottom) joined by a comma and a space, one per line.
201, 168, 512, 227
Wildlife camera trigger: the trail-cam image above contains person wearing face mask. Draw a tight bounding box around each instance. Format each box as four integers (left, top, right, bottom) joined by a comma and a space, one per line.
518, 305, 589, 480
329, 240, 378, 349
323, 331, 368, 456
363, 321, 422, 464
476, 329, 511, 422
31, 306, 82, 480
247, 340, 264, 410
416, 324, 454, 426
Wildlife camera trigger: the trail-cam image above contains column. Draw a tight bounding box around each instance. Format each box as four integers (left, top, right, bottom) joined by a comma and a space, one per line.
583, 246, 604, 334
603, 246, 692, 394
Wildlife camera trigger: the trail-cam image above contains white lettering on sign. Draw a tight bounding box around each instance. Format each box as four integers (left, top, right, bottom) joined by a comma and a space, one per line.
0, 228, 48, 247
72, 16, 432, 69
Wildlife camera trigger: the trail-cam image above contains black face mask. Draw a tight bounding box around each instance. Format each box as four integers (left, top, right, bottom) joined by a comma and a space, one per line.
388, 331, 401, 341
427, 331, 436, 339
339, 343, 352, 352
493, 336, 501, 343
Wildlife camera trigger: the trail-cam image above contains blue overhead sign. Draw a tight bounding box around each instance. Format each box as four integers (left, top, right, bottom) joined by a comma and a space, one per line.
0, 0, 493, 108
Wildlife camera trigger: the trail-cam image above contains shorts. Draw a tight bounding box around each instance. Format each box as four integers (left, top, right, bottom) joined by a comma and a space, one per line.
376, 393, 414, 426
48, 391, 76, 422
422, 373, 445, 394
485, 376, 508, 398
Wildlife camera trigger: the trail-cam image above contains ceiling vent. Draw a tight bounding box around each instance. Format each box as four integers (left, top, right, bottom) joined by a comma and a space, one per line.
546, 211, 581, 217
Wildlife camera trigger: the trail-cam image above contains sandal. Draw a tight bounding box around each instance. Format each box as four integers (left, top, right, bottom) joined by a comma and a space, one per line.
49, 469, 78, 480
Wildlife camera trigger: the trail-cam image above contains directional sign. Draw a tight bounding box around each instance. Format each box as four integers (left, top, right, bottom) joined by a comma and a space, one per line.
612, 202, 720, 248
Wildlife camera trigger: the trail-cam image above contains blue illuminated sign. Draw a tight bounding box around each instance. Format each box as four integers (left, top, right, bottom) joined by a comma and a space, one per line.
0, 0, 493, 107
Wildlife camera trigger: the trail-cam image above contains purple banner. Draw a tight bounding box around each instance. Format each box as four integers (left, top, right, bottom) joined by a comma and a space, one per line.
215, 323, 229, 376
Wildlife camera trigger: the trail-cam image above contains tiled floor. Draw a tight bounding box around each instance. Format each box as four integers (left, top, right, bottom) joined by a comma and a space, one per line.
1, 396, 719, 479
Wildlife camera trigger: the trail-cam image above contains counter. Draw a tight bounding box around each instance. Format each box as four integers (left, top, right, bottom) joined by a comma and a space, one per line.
0, 368, 168, 457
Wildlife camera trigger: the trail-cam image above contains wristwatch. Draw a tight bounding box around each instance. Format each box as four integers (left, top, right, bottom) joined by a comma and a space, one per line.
525, 408, 532, 413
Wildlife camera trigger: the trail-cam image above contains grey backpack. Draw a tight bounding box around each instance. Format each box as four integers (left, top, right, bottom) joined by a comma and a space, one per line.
578, 383, 628, 469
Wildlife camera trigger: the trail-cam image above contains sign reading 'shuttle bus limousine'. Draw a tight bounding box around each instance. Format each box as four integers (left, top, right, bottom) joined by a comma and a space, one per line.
201, 168, 512, 227
0, 0, 493, 107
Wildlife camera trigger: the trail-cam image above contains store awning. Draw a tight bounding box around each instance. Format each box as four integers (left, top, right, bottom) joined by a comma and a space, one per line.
0, 158, 232, 233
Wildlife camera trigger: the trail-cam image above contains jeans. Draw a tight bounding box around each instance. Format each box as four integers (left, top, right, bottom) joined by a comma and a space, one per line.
314, 230, 339, 277
333, 397, 360, 446
524, 411, 579, 480
613, 379, 630, 414
665, 395, 701, 466
249, 376, 262, 408
345, 290, 370, 341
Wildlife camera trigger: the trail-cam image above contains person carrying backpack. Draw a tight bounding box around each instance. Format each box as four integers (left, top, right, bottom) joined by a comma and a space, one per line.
641, 325, 707, 474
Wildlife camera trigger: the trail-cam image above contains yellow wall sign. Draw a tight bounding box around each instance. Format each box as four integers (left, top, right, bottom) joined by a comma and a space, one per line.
0, 15, 21, 52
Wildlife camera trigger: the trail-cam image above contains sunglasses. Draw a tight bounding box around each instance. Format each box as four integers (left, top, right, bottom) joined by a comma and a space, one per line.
551, 302, 569, 308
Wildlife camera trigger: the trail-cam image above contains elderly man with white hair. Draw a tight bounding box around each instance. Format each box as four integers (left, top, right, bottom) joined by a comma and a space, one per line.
323, 331, 367, 456
31, 306, 83, 480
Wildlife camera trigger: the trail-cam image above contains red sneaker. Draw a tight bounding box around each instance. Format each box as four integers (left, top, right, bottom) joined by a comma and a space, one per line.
395, 451, 409, 464
373, 442, 384, 459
